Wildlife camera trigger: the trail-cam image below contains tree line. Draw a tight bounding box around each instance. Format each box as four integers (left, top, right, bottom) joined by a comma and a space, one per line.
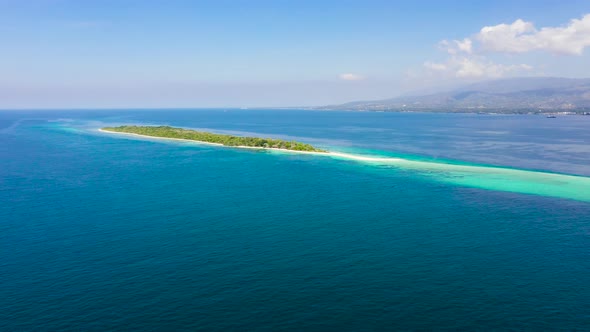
102, 126, 326, 152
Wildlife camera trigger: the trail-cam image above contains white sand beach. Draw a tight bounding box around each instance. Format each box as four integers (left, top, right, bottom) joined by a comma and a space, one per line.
98, 128, 403, 162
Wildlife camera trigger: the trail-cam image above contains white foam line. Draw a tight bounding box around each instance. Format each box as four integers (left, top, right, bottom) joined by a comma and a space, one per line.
326, 152, 403, 162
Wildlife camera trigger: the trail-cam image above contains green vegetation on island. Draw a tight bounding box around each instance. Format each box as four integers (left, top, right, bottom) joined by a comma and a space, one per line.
101, 125, 326, 152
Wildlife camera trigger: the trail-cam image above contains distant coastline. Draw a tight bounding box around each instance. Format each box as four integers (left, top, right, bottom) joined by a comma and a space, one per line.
315, 77, 590, 115
312, 107, 590, 115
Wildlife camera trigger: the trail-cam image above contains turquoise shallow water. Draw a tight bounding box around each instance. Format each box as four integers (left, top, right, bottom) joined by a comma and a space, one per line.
2, 110, 590, 330
326, 154, 590, 202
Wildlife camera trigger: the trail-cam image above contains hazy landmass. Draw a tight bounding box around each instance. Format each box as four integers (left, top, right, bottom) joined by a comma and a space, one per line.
319, 77, 590, 114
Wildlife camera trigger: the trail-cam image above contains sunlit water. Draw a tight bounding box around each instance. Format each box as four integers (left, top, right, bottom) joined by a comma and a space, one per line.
2, 109, 590, 330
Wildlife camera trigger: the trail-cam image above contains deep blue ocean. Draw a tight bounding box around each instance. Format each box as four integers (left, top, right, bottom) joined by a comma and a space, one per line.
2, 109, 590, 330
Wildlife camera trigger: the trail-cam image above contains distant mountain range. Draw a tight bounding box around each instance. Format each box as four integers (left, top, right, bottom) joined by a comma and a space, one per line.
320, 77, 590, 113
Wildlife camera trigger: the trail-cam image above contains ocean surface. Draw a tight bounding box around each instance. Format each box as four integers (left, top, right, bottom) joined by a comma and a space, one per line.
2, 109, 590, 330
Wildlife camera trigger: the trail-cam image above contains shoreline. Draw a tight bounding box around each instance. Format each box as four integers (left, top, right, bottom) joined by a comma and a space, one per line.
99, 128, 590, 174
96, 128, 590, 202
98, 128, 332, 157
97, 127, 589, 178
97, 128, 404, 162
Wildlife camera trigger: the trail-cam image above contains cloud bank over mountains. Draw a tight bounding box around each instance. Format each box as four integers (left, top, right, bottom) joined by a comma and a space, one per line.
424, 14, 590, 79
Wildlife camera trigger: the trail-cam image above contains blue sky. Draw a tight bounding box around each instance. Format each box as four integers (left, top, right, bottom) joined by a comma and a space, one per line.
1, 0, 590, 108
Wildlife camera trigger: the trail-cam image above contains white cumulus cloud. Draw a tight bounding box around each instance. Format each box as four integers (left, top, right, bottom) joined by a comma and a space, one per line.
420, 13, 590, 82
424, 61, 447, 71
339, 73, 364, 81
439, 38, 473, 55
476, 14, 590, 55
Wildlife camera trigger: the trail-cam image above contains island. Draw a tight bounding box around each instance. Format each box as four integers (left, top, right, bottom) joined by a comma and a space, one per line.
101, 125, 327, 152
